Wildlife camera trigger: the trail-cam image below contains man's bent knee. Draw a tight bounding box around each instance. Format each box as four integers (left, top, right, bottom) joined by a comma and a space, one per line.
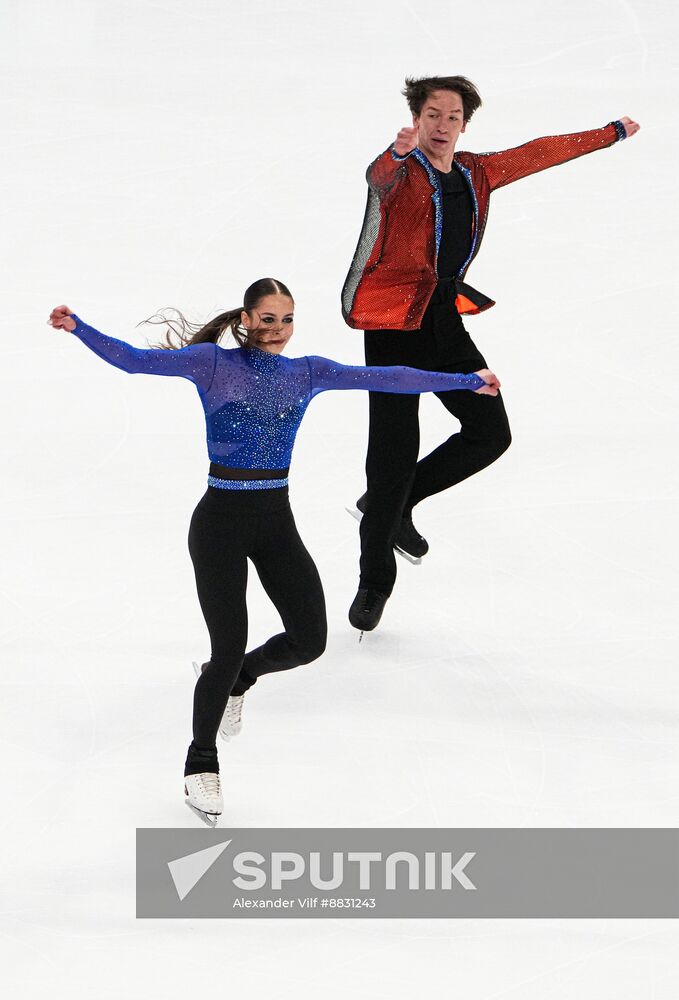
296, 630, 327, 665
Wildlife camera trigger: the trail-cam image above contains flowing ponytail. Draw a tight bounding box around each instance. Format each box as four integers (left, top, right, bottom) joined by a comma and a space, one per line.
141, 278, 294, 350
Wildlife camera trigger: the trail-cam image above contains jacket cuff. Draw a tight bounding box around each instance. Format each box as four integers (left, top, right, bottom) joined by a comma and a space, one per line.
390, 144, 413, 161
610, 120, 627, 141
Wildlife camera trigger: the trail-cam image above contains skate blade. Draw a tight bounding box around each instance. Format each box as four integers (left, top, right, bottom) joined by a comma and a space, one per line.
185, 799, 220, 828
394, 545, 422, 566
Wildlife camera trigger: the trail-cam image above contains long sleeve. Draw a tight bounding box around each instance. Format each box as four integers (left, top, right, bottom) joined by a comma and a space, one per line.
306, 355, 485, 397
69, 315, 217, 393
366, 144, 413, 198
477, 121, 625, 192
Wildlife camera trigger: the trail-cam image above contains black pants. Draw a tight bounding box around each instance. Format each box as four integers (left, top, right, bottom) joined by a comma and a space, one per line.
360, 280, 512, 595
185, 485, 327, 775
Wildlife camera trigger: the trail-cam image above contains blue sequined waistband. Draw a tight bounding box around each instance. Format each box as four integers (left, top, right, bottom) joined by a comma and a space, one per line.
207, 475, 289, 491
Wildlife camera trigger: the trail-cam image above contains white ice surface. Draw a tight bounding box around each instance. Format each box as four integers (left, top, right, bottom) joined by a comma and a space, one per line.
2, 0, 679, 996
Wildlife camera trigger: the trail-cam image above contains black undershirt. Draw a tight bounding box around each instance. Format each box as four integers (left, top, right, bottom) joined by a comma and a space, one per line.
434, 165, 473, 279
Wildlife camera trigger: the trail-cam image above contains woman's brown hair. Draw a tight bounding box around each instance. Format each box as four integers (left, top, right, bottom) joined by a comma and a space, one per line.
141, 277, 294, 350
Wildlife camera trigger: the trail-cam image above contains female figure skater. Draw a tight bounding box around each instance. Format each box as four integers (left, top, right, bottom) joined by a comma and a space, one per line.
48, 277, 499, 826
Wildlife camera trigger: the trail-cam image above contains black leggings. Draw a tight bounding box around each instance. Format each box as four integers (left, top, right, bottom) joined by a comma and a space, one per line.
360, 282, 512, 595
185, 485, 327, 775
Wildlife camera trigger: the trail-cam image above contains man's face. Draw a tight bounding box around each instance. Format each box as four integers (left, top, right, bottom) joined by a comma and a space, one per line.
413, 89, 466, 160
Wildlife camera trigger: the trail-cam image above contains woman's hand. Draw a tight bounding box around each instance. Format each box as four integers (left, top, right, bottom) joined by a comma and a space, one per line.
393, 125, 419, 157
474, 368, 501, 396
48, 305, 76, 332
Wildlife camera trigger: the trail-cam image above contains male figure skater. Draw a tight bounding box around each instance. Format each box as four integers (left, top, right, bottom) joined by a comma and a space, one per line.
342, 75, 639, 631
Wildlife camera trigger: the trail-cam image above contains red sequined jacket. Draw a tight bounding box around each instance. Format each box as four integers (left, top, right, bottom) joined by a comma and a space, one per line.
341, 120, 627, 330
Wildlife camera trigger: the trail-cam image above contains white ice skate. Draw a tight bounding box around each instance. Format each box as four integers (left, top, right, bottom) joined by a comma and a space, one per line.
192, 662, 245, 741
220, 694, 245, 740
345, 505, 424, 566
184, 772, 223, 827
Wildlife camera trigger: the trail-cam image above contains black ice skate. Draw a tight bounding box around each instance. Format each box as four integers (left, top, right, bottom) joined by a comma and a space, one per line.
349, 588, 389, 638
346, 494, 429, 565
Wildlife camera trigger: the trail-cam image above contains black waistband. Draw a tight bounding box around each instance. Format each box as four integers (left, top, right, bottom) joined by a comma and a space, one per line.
209, 462, 290, 481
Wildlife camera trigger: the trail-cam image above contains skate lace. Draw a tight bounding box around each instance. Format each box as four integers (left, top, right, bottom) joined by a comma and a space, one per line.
226, 694, 244, 725
198, 772, 221, 797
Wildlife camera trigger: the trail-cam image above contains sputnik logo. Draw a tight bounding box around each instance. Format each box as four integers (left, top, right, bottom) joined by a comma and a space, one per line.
168, 840, 232, 901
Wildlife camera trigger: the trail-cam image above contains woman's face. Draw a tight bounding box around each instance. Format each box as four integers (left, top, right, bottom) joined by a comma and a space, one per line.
241, 294, 294, 354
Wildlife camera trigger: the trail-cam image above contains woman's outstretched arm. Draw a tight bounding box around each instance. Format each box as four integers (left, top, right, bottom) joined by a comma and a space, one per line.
48, 305, 217, 393
306, 355, 500, 396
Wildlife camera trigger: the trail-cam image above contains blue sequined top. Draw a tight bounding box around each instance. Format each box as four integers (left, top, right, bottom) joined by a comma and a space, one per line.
70, 316, 486, 489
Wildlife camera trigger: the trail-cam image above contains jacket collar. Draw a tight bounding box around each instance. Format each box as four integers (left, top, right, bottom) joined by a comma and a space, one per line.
411, 149, 479, 278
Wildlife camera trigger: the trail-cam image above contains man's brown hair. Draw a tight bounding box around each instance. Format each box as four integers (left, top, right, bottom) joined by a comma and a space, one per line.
402, 76, 482, 122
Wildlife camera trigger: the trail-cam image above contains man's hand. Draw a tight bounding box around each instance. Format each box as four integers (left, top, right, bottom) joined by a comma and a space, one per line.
619, 116, 640, 138
474, 369, 501, 396
393, 125, 419, 157
48, 305, 76, 332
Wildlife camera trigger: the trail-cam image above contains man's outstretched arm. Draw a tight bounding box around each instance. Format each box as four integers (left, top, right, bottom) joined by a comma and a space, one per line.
478, 116, 640, 191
